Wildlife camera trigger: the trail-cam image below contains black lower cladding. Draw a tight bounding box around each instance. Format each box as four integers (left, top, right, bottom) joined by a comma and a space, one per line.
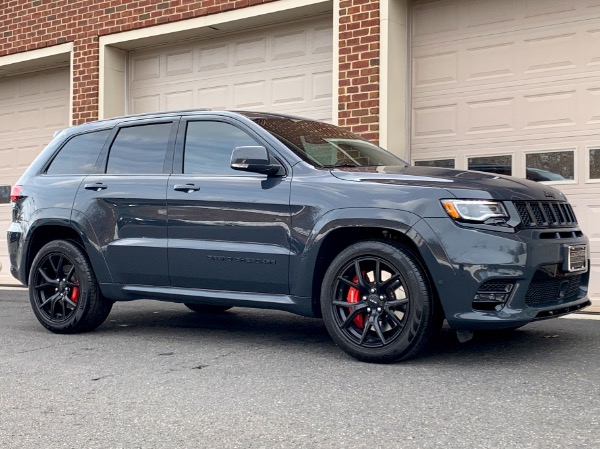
525, 265, 585, 307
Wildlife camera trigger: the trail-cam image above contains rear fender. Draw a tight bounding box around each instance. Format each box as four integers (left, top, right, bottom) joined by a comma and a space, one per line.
69, 210, 113, 284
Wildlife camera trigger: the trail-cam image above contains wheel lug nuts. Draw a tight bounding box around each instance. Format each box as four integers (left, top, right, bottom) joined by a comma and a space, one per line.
377, 307, 382, 313
362, 296, 367, 301
367, 307, 371, 313
371, 288, 376, 293
379, 295, 384, 300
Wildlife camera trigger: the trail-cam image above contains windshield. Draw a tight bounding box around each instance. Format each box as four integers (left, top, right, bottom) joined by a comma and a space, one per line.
247, 115, 407, 168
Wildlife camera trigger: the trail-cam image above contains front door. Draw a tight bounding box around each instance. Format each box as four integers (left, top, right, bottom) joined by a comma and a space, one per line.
167, 118, 291, 294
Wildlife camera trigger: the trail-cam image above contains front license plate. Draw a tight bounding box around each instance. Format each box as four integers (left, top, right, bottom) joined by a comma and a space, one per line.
567, 245, 587, 272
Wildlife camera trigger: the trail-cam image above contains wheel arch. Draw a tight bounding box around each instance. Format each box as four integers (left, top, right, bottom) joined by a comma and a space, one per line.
290, 208, 447, 319
23, 219, 112, 287
24, 223, 84, 285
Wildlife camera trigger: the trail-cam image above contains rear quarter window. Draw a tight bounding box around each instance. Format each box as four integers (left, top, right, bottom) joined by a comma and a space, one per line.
46, 129, 111, 175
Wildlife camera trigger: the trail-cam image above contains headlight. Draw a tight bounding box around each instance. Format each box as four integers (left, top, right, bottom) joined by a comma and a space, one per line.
441, 200, 508, 222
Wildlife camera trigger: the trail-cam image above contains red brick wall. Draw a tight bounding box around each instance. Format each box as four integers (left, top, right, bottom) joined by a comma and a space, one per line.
337, 0, 380, 143
0, 0, 382, 139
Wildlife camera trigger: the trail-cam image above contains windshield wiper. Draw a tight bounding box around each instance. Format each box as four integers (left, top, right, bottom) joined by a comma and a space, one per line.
322, 163, 359, 168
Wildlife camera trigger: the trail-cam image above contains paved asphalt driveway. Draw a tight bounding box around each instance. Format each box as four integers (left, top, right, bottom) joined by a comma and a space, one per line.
0, 287, 598, 449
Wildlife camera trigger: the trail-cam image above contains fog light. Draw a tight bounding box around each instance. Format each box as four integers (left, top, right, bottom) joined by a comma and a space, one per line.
473, 280, 515, 311
474, 292, 508, 302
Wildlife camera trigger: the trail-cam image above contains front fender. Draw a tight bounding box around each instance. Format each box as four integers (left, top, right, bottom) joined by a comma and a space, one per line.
290, 207, 427, 299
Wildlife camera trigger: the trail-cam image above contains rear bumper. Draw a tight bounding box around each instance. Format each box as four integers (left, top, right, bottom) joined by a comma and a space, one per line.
415, 218, 591, 330
7, 223, 27, 285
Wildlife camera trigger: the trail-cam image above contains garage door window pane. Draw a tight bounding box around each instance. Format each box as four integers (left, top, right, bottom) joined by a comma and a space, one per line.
46, 130, 110, 175
106, 123, 172, 174
414, 159, 455, 169
590, 148, 600, 179
525, 151, 573, 182
184, 121, 258, 175
468, 155, 512, 176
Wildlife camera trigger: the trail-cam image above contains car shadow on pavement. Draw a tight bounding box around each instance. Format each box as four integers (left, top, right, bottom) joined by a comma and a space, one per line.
90, 301, 591, 366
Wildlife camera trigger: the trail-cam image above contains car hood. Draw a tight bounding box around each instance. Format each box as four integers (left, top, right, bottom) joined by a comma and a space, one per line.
330, 165, 568, 202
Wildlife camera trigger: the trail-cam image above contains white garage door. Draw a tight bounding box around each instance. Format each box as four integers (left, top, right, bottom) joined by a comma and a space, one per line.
411, 0, 600, 310
0, 67, 70, 284
128, 15, 333, 122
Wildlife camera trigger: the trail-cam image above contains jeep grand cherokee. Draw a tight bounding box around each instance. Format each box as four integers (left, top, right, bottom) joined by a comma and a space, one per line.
7, 110, 591, 363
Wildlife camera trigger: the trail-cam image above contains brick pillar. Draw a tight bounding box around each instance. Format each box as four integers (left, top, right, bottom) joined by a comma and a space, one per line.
337, 0, 381, 143
72, 36, 100, 125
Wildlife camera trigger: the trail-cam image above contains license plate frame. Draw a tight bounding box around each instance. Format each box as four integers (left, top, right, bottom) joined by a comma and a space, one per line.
566, 245, 587, 272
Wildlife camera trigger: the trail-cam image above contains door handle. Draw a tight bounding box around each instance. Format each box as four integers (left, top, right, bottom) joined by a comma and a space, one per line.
84, 183, 108, 191
173, 184, 200, 193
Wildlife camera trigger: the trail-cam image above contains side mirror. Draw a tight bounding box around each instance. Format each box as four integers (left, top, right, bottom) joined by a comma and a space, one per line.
230, 146, 283, 176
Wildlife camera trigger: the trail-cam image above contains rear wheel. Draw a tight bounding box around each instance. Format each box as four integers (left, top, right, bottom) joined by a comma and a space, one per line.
321, 240, 440, 363
29, 240, 112, 333
184, 304, 232, 313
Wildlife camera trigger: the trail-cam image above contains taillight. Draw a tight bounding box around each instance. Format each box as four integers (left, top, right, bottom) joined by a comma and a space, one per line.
10, 185, 23, 203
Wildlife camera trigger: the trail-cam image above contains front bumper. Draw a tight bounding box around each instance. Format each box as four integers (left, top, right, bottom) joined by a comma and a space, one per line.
414, 218, 590, 330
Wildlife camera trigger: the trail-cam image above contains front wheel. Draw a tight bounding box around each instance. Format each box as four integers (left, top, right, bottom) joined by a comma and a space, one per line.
28, 240, 112, 333
320, 240, 440, 363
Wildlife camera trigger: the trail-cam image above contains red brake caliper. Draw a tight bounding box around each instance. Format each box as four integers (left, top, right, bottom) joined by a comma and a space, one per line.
347, 274, 366, 328
70, 281, 79, 303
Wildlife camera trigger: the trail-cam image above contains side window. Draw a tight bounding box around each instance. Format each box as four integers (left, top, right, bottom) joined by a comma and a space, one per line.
184, 121, 258, 175
106, 123, 172, 174
46, 130, 110, 175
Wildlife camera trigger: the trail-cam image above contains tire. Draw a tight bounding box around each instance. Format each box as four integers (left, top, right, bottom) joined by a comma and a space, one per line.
320, 240, 441, 363
28, 240, 113, 333
184, 304, 232, 313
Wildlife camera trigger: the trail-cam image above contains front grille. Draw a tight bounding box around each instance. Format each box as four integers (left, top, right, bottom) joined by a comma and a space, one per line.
514, 201, 577, 228
525, 274, 582, 307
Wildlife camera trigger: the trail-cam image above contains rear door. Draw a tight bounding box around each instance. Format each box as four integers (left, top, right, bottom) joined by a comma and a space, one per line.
167, 116, 292, 293
72, 119, 178, 286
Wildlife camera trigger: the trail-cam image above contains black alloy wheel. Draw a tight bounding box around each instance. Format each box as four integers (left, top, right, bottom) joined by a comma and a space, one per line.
29, 240, 112, 333
321, 240, 441, 363
33, 251, 79, 323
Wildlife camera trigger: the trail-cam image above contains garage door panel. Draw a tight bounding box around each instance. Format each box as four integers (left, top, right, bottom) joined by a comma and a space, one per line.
413, 0, 600, 47
273, 29, 307, 60
0, 79, 16, 100
131, 55, 161, 82
197, 86, 228, 110
131, 94, 161, 115
129, 16, 333, 120
234, 80, 268, 109
413, 16, 600, 97
412, 78, 600, 148
44, 105, 69, 128
198, 44, 229, 71
0, 112, 15, 134
165, 90, 195, 111
234, 37, 267, 66
165, 50, 194, 76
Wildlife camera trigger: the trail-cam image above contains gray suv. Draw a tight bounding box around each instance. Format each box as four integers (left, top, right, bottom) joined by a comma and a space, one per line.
7, 110, 591, 363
